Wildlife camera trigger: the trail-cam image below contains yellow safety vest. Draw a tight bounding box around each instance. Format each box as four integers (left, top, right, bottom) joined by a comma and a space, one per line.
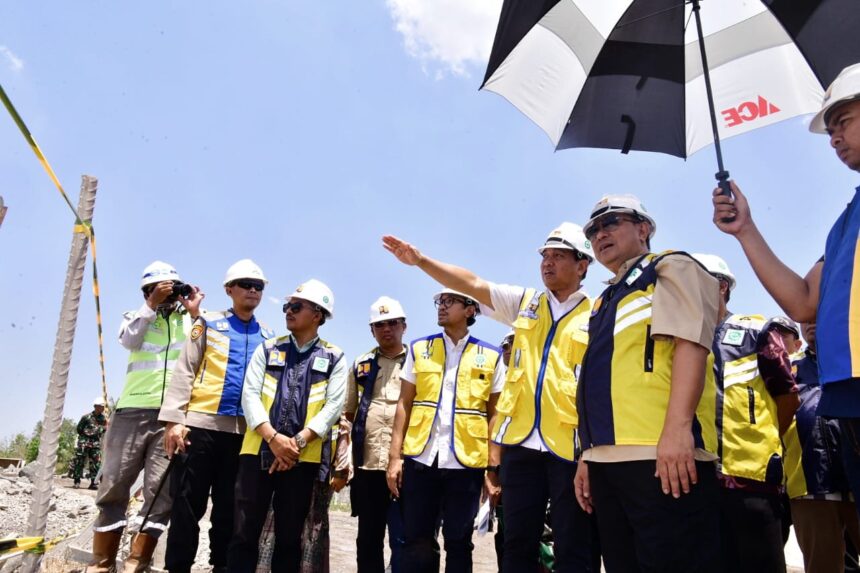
493, 289, 591, 461
578, 252, 718, 454
714, 314, 783, 483
240, 335, 342, 468
402, 334, 500, 469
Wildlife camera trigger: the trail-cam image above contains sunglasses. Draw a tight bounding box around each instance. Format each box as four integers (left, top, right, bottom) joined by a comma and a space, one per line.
372, 319, 403, 329
585, 214, 640, 240
234, 280, 265, 292
283, 301, 317, 314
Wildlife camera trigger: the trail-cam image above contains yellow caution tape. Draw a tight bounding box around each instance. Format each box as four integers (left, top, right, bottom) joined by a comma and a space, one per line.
0, 83, 110, 410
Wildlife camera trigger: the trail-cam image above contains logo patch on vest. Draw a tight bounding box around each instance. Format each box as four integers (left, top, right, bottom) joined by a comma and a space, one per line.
518, 291, 542, 320
356, 361, 371, 378
268, 350, 286, 367
722, 329, 745, 346
215, 321, 230, 331
474, 354, 487, 367
190, 324, 204, 340
312, 356, 331, 373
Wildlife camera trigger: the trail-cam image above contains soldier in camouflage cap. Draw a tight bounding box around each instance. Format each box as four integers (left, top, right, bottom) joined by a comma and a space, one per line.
70, 396, 108, 489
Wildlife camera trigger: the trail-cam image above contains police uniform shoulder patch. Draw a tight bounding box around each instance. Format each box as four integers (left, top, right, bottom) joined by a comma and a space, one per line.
356, 361, 372, 378
268, 350, 286, 367
190, 324, 204, 340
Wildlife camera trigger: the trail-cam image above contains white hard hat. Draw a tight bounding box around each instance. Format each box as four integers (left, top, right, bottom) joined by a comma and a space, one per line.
369, 296, 406, 324
289, 279, 335, 318
140, 261, 181, 288
501, 329, 516, 346
93, 396, 106, 407
583, 194, 657, 239
433, 288, 480, 313
692, 253, 736, 291
223, 259, 268, 286
537, 222, 594, 262
810, 63, 860, 134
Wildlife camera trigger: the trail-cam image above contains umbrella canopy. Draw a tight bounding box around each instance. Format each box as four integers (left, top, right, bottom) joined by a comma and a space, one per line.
482, 0, 860, 159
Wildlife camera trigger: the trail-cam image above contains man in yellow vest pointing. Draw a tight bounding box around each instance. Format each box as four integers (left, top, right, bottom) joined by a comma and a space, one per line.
387, 288, 503, 573
383, 224, 600, 572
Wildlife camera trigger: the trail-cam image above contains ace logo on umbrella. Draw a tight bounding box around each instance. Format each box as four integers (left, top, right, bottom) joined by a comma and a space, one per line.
721, 96, 781, 128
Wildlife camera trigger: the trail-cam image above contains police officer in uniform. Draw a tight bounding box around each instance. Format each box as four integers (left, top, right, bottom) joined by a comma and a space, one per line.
71, 396, 108, 489
228, 279, 346, 573
159, 259, 273, 573
383, 225, 600, 573
387, 288, 503, 573
574, 195, 721, 572
87, 261, 201, 573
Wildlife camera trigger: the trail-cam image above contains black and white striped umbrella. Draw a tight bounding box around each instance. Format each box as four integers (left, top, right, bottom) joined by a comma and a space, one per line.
481, 0, 860, 172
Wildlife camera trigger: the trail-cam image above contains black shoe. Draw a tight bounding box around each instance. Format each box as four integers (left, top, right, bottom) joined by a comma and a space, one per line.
73, 481, 80, 489
212, 566, 227, 573
88, 482, 97, 490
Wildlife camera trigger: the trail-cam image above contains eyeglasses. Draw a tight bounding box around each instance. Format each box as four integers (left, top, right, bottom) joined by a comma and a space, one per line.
234, 280, 265, 292
372, 319, 403, 329
435, 297, 466, 309
283, 301, 316, 314
584, 214, 640, 240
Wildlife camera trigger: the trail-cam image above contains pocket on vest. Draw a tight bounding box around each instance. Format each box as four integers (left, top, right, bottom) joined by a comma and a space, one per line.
496, 369, 524, 416
466, 417, 488, 439
470, 367, 493, 401
556, 379, 578, 425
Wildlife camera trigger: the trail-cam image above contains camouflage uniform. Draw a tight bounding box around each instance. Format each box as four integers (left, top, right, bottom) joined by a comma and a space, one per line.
71, 411, 107, 485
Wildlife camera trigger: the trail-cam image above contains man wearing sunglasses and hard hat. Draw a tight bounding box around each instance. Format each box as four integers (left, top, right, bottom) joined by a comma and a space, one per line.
87, 261, 202, 573
574, 196, 721, 572
158, 259, 273, 573
386, 288, 502, 573
337, 296, 409, 573
712, 63, 860, 515
383, 224, 599, 573
228, 279, 346, 573
694, 253, 799, 573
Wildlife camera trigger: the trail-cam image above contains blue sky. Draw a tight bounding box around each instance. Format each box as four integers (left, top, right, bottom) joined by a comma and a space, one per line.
0, 1, 856, 438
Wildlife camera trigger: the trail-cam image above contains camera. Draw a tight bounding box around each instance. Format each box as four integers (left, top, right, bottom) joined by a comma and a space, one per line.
172, 282, 194, 298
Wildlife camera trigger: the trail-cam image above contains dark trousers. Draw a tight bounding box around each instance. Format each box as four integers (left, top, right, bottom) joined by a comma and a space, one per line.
165, 428, 243, 572
227, 456, 318, 573
840, 419, 860, 519
588, 460, 720, 573
401, 458, 483, 573
720, 488, 786, 573
350, 468, 405, 573
500, 446, 599, 573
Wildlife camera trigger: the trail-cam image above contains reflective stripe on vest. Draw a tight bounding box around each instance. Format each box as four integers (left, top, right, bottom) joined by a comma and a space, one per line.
118, 311, 191, 409
402, 334, 500, 469
492, 288, 591, 461
187, 311, 272, 417
578, 252, 718, 454
714, 314, 782, 483
240, 336, 344, 479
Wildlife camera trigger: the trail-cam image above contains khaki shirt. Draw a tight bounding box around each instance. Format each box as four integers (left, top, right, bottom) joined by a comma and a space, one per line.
344, 346, 406, 471
582, 252, 720, 463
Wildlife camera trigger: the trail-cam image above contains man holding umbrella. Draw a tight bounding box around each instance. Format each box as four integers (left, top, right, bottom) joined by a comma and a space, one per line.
712, 63, 860, 514
574, 194, 721, 572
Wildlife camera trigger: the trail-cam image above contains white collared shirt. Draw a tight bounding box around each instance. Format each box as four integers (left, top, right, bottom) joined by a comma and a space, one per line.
401, 330, 504, 469
480, 282, 588, 452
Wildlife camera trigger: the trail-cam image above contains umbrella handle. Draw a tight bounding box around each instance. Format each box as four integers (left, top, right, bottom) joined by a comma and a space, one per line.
716, 169, 736, 222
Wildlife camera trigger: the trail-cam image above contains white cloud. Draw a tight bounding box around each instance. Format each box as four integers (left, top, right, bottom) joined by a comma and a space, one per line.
268, 296, 282, 306
386, 0, 502, 78
0, 46, 23, 72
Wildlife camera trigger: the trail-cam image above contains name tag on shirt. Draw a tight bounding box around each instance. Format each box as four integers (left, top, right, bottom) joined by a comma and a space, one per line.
722, 329, 745, 346
625, 267, 643, 285
312, 356, 330, 373
215, 321, 230, 331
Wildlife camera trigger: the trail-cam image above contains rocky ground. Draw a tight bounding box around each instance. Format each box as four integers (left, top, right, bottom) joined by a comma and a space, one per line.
0, 464, 805, 572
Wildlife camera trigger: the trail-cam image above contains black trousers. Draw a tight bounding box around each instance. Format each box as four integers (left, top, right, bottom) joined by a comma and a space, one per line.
500, 446, 600, 573
227, 456, 318, 573
165, 427, 242, 572
588, 460, 720, 573
401, 458, 483, 573
350, 468, 404, 573
719, 488, 786, 573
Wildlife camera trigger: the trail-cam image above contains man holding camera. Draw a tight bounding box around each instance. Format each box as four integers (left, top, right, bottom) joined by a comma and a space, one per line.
159, 259, 272, 573
88, 261, 202, 573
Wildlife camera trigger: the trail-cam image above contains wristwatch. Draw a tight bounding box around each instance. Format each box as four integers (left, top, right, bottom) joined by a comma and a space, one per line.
486, 465, 501, 474
295, 433, 308, 450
